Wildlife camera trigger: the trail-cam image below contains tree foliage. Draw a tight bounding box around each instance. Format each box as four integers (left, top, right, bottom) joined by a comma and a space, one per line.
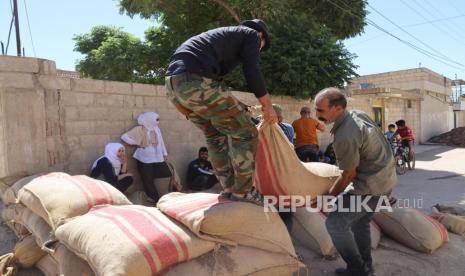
74, 0, 367, 98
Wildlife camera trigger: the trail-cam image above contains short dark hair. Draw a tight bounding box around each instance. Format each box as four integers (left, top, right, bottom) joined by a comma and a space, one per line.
315, 87, 347, 109
199, 147, 208, 153
395, 120, 406, 127
388, 124, 396, 129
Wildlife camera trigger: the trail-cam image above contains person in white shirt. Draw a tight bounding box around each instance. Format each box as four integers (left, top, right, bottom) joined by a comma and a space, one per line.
121, 112, 172, 203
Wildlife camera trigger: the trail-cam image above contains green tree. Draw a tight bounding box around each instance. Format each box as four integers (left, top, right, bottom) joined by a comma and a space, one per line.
74, 0, 366, 98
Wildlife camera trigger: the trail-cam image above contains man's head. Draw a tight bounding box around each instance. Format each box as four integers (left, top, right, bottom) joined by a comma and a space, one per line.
300, 107, 311, 118
314, 87, 347, 125
198, 147, 209, 161
272, 104, 283, 123
388, 124, 396, 132
395, 119, 406, 129
240, 19, 270, 51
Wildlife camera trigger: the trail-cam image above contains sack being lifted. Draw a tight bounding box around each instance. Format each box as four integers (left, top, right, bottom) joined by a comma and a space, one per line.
254, 123, 340, 200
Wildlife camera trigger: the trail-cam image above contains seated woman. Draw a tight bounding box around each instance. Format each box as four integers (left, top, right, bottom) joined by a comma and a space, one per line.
91, 142, 133, 192
121, 112, 172, 203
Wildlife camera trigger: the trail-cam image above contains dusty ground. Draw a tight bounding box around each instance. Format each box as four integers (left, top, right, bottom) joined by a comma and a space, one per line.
1, 145, 464, 275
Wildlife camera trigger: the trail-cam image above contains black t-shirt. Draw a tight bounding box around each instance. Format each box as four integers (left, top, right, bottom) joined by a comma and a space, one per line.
166, 26, 267, 98
90, 157, 120, 186
187, 158, 214, 180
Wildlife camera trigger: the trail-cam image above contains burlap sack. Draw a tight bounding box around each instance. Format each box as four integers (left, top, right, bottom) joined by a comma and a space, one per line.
11, 205, 56, 252
55, 205, 216, 276
254, 124, 339, 200
17, 172, 131, 229
0, 235, 46, 275
290, 209, 381, 257
164, 245, 304, 276
1, 174, 39, 205
35, 255, 59, 276
157, 192, 296, 257
0, 173, 28, 198
434, 213, 465, 236
128, 190, 154, 206
0, 204, 29, 237
374, 208, 448, 253
54, 244, 95, 276
433, 204, 465, 216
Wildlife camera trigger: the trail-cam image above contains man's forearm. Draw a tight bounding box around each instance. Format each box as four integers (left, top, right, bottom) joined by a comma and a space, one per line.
257, 94, 272, 109
328, 169, 356, 196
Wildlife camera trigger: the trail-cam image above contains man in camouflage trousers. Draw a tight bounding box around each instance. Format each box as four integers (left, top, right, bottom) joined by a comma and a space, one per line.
165, 19, 277, 201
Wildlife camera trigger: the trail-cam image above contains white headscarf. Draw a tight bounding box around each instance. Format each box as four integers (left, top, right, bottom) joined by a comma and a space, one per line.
92, 142, 124, 175
137, 112, 159, 131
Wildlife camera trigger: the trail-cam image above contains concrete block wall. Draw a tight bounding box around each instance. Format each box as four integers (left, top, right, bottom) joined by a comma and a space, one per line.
348, 68, 452, 96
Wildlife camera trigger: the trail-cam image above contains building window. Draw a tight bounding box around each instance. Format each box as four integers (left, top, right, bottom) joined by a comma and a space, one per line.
360, 83, 372, 89
407, 100, 412, 108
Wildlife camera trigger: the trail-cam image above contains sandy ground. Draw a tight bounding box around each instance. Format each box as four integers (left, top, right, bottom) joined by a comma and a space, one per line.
1, 145, 464, 275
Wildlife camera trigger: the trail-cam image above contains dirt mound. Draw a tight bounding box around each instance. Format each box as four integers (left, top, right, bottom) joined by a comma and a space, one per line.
428, 127, 465, 147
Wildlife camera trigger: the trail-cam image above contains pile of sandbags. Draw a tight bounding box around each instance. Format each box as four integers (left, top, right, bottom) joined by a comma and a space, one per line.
254, 123, 340, 201
1, 173, 304, 275
428, 127, 465, 147
432, 204, 465, 236
0, 172, 131, 275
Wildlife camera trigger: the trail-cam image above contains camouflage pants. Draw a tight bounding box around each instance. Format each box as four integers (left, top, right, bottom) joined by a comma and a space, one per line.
165, 73, 258, 193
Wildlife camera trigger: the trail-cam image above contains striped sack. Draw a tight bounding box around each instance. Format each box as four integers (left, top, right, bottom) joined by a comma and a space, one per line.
17, 172, 131, 229
157, 192, 297, 257
432, 213, 465, 236
290, 209, 381, 257
164, 245, 304, 276
55, 205, 216, 276
255, 123, 340, 201
374, 208, 448, 253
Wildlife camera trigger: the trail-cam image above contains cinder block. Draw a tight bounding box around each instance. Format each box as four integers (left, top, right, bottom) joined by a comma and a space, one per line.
77, 107, 108, 120
80, 134, 110, 148
38, 59, 57, 75
155, 85, 167, 97
64, 107, 80, 121
93, 121, 126, 135
105, 81, 132, 94
61, 91, 95, 106
94, 94, 124, 107
123, 95, 136, 108
56, 77, 71, 90
65, 121, 94, 135
0, 56, 39, 73
71, 78, 105, 93
132, 83, 156, 96
0, 72, 35, 88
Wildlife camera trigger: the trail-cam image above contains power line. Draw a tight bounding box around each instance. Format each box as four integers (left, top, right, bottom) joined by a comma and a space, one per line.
422, 0, 465, 38
367, 2, 465, 68
326, 0, 465, 71
23, 0, 36, 57
399, 0, 465, 45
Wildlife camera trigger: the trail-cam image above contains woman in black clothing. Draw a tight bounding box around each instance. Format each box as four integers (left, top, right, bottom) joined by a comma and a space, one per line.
91, 142, 133, 192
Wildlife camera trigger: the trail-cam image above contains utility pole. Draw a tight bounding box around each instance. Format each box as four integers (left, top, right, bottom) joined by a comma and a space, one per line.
13, 0, 21, 56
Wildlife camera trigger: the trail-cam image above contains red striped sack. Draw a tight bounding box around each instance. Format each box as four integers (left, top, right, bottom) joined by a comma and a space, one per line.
255, 124, 340, 200
374, 208, 448, 253
55, 205, 216, 276
164, 245, 304, 276
17, 172, 131, 229
157, 192, 297, 257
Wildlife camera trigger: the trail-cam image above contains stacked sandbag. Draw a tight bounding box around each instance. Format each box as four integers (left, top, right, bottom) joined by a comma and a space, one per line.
35, 254, 59, 276
0, 235, 46, 276
0, 205, 29, 238
290, 209, 381, 257
1, 174, 40, 205
374, 208, 449, 253
17, 172, 132, 229
157, 192, 297, 257
55, 205, 216, 276
254, 123, 339, 200
431, 205, 465, 236
164, 245, 303, 275
0, 173, 28, 200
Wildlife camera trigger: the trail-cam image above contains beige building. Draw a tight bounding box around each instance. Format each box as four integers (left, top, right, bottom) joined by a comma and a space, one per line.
347, 68, 454, 143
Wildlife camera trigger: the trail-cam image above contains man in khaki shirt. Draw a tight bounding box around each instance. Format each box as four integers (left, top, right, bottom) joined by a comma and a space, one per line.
314, 87, 396, 276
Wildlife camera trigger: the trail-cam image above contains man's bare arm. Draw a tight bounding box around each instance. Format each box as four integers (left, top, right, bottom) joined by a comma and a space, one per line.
328, 168, 357, 196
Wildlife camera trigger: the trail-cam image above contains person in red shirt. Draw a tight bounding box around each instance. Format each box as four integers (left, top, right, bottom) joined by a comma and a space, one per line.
395, 119, 414, 160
